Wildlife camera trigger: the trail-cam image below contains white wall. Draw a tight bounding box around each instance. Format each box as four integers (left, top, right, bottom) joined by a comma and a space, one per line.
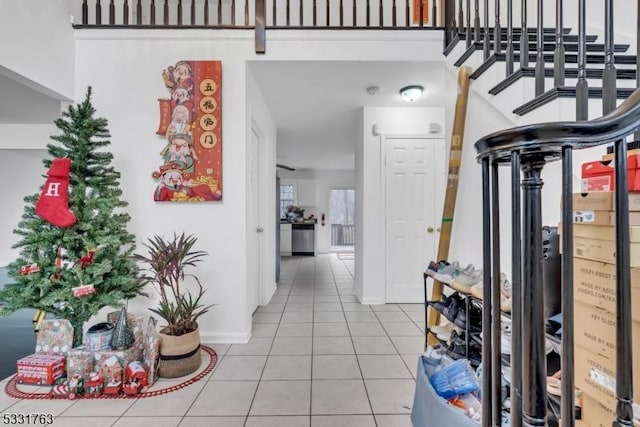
278, 169, 356, 253
0, 150, 48, 266
358, 106, 446, 304
0, 0, 75, 100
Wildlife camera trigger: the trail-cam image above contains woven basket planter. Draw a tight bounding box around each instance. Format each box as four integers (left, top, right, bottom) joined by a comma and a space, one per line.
158, 327, 201, 378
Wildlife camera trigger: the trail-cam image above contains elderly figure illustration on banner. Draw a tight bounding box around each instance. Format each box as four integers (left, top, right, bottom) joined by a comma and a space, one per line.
154, 60, 222, 202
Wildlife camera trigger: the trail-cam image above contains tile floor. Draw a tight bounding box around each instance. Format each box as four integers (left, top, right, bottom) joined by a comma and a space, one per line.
0, 254, 425, 426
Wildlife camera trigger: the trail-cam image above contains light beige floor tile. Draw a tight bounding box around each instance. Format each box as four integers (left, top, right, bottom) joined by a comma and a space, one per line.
311, 415, 376, 427
281, 311, 314, 324
256, 303, 286, 313
179, 417, 246, 426
270, 337, 313, 355
342, 303, 372, 312
313, 303, 343, 312
285, 303, 314, 312
211, 355, 268, 381
113, 417, 182, 427
0, 388, 20, 412
7, 397, 77, 417
364, 379, 416, 414
209, 344, 231, 357
399, 304, 423, 312
375, 414, 414, 427
381, 322, 424, 337
227, 338, 273, 356
276, 323, 313, 337
269, 296, 288, 304
311, 380, 371, 415
313, 296, 340, 303
51, 417, 118, 426
62, 397, 136, 417
288, 296, 314, 303
352, 337, 398, 355
357, 355, 413, 379
245, 416, 310, 427
406, 311, 426, 322
339, 296, 359, 303
249, 380, 311, 415
313, 311, 346, 323
313, 323, 350, 337
390, 336, 426, 354
253, 312, 283, 324
375, 312, 411, 322
347, 322, 387, 337
312, 355, 362, 379
125, 379, 207, 416
400, 354, 422, 379
252, 323, 279, 337
262, 355, 312, 380
345, 312, 378, 323
371, 304, 402, 312
187, 381, 258, 416
312, 337, 355, 355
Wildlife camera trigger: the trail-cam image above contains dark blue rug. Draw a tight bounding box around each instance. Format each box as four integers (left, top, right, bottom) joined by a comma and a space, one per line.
0, 267, 36, 381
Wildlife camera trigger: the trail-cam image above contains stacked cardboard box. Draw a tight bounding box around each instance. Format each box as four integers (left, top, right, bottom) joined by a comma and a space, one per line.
571, 192, 640, 427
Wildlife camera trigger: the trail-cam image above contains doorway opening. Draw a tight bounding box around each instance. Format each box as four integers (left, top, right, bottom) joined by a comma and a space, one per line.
330, 188, 355, 256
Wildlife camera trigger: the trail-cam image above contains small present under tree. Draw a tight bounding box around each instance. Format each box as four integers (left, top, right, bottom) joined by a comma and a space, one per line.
0, 87, 146, 346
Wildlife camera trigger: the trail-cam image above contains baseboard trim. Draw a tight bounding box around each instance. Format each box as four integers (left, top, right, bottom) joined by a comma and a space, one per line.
201, 330, 251, 344
262, 281, 277, 305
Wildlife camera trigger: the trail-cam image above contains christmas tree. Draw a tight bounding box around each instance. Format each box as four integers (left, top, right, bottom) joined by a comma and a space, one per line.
0, 87, 146, 346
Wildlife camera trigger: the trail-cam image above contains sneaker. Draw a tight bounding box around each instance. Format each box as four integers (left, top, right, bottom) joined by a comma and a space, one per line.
431, 322, 455, 341
450, 271, 483, 293
500, 274, 512, 313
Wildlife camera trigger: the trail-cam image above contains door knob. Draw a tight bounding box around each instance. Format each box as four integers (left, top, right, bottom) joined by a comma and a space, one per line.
427, 227, 434, 233
257, 227, 264, 233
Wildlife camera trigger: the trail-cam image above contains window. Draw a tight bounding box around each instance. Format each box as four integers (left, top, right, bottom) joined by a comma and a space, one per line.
280, 184, 295, 218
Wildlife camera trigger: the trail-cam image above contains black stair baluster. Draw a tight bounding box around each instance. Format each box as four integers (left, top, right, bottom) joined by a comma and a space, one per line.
554, 0, 565, 86
244, 0, 249, 25
150, 0, 156, 25
82, 0, 88, 24
491, 162, 502, 425
561, 147, 575, 427
163, 0, 169, 25
474, 0, 480, 41
451, 1, 457, 34
510, 151, 523, 427
192, 0, 197, 25
466, 0, 471, 46
458, 0, 464, 33
96, 0, 102, 25
520, 0, 528, 67
109, 0, 115, 24
636, 0, 640, 141
493, 0, 501, 54
232, 0, 236, 25
274, 0, 277, 26
367, 0, 370, 26
481, 157, 493, 427
123, 0, 129, 25
379, 0, 383, 27
136, 0, 142, 25
418, 0, 422, 27
576, 0, 588, 120
521, 156, 548, 427
431, 0, 436, 26
177, 0, 183, 25
613, 140, 635, 427
354, 0, 357, 26
392, 0, 396, 27
405, 0, 409, 26
219, 0, 223, 25
204, 0, 209, 25
534, 0, 544, 95
286, 0, 290, 25
505, 0, 514, 75
302, 0, 305, 26
602, 0, 617, 115
326, 0, 330, 26
483, 0, 489, 59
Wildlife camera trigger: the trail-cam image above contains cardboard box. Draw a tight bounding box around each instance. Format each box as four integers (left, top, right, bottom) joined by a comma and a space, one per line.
582, 154, 640, 192
573, 258, 640, 321
572, 192, 640, 212
573, 210, 640, 226
574, 301, 640, 362
572, 224, 640, 242
575, 348, 640, 423
582, 393, 640, 427
16, 354, 66, 385
574, 236, 640, 267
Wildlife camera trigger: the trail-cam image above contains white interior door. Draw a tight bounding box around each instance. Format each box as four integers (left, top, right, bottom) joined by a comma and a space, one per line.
249, 127, 262, 314
385, 137, 446, 303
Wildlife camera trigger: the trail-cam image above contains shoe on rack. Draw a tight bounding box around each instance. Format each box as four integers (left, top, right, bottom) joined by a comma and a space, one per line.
499, 274, 512, 313
441, 294, 464, 324
453, 302, 482, 333
450, 271, 483, 294
431, 322, 455, 341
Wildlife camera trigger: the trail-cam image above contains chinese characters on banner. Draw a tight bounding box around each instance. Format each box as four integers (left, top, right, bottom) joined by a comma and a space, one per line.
153, 60, 222, 202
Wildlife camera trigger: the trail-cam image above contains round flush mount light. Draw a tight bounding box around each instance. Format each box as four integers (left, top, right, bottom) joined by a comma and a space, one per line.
399, 85, 424, 102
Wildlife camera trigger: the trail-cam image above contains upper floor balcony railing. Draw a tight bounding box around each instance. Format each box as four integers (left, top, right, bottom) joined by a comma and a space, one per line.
74, 0, 452, 52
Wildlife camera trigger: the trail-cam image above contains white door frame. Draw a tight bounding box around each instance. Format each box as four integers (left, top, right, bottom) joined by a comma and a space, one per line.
250, 121, 268, 311
381, 134, 447, 303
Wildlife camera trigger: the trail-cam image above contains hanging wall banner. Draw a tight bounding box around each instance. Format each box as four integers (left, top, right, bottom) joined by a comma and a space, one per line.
153, 60, 222, 202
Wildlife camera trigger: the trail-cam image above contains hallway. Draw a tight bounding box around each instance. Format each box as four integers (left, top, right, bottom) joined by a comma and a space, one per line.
0, 254, 424, 426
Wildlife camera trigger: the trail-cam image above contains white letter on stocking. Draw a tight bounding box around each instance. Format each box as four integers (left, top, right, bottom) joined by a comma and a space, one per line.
45, 182, 61, 197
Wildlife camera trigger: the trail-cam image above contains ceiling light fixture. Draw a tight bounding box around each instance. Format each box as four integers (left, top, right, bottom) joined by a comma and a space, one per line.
399, 85, 424, 102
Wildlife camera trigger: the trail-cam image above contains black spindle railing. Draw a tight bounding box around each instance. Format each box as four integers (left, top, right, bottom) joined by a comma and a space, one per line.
458, 0, 463, 34
491, 162, 502, 425
136, 0, 142, 25
123, 0, 129, 25
493, 0, 501, 54
150, 0, 155, 25
603, 0, 617, 115
204, 0, 209, 25
576, 0, 588, 120
520, 0, 528, 68
109, 0, 115, 24
505, 0, 514, 74
177, 0, 183, 25
554, 0, 565, 87
96, 0, 102, 24
192, 0, 196, 25
82, 0, 88, 24
163, 0, 168, 25
465, 0, 471, 47
481, 158, 493, 427
483, 0, 489, 59
510, 151, 523, 427
474, 0, 480, 41
534, 0, 544, 95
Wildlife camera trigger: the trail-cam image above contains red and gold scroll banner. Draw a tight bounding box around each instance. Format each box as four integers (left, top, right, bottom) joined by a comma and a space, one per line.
153, 60, 222, 202
412, 0, 429, 24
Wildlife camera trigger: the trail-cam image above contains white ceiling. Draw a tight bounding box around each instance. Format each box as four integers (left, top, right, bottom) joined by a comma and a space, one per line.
248, 61, 446, 171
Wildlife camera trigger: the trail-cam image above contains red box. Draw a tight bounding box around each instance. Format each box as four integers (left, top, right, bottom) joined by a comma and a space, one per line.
582, 154, 640, 192
16, 354, 66, 385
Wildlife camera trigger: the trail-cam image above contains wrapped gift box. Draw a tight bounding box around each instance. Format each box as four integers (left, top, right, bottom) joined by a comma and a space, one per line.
16, 354, 66, 385
107, 311, 144, 361
93, 344, 141, 373
143, 317, 160, 386
66, 347, 94, 378
95, 354, 123, 384
35, 319, 73, 355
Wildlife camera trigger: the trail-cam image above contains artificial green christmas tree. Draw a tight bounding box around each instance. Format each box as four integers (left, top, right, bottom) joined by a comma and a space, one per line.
0, 87, 146, 346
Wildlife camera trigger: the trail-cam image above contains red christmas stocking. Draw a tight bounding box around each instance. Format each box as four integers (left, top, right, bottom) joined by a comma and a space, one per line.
35, 158, 77, 228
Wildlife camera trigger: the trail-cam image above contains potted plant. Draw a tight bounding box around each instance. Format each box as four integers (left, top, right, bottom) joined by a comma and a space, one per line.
134, 232, 214, 378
